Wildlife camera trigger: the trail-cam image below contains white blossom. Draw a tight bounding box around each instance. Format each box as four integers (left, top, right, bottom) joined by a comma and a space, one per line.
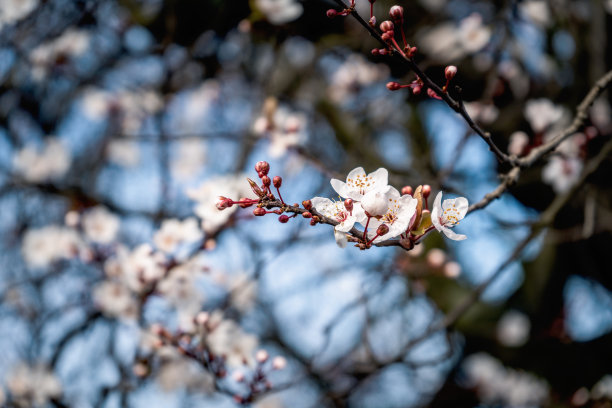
431, 192, 468, 241
508, 131, 530, 156
253, 105, 307, 158
13, 139, 71, 183
330, 167, 389, 202
22, 225, 81, 268
311, 197, 365, 245
0, 0, 39, 30
255, 0, 303, 25
93, 280, 139, 320
365, 187, 418, 243
496, 310, 531, 347
153, 217, 202, 254
6, 363, 62, 407
106, 139, 140, 167
171, 138, 207, 179
592, 375, 612, 400
542, 155, 583, 194
109, 244, 166, 293
206, 318, 258, 368
82, 206, 120, 244
524, 99, 565, 133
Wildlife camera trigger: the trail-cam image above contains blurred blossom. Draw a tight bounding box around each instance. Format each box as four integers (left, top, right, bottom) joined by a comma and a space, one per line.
93, 280, 139, 320
205, 314, 258, 368
283, 37, 316, 69
187, 173, 256, 234
443, 261, 461, 278
464, 102, 499, 125
462, 353, 549, 407
13, 139, 71, 182
153, 217, 202, 254
158, 261, 205, 331
524, 99, 565, 133
22, 225, 81, 268
426, 248, 446, 269
106, 139, 141, 167
6, 363, 62, 407
418, 13, 491, 62
508, 131, 529, 156
225, 273, 258, 312
82, 206, 120, 244
81, 88, 112, 120
592, 375, 612, 400
328, 54, 389, 103
542, 154, 583, 194
29, 29, 91, 80
591, 98, 612, 132
496, 310, 531, 347
519, 1, 551, 28
171, 138, 207, 179
0, 0, 38, 30
252, 101, 307, 158
255, 0, 303, 25
155, 353, 214, 392
105, 244, 166, 293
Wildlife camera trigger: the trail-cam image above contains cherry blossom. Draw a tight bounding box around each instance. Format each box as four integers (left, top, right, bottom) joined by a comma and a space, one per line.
330, 167, 389, 201
153, 217, 202, 254
312, 196, 366, 247
82, 206, 120, 244
431, 192, 468, 241
255, 0, 303, 25
542, 155, 583, 193
6, 363, 62, 407
365, 187, 418, 243
13, 139, 71, 183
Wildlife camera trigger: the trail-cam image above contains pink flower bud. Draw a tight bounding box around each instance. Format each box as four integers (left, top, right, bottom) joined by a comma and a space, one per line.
422, 184, 431, 198
278, 214, 289, 223
255, 161, 270, 176
401, 186, 413, 195
273, 176, 282, 188
389, 5, 404, 21
386, 81, 401, 91
253, 207, 266, 216
232, 371, 245, 382
376, 224, 390, 236
371, 48, 380, 56
379, 48, 389, 55
381, 31, 394, 41
216, 196, 233, 211
344, 198, 353, 212
380, 20, 394, 32
302, 211, 312, 218
272, 356, 287, 370
195, 311, 209, 326
238, 197, 253, 208
256, 349, 269, 363
369, 16, 376, 26
302, 200, 312, 210
427, 88, 442, 100
261, 175, 271, 187
444, 65, 457, 80
326, 9, 338, 18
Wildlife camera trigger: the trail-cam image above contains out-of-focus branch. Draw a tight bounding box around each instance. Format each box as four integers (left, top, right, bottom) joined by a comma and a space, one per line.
467, 167, 521, 213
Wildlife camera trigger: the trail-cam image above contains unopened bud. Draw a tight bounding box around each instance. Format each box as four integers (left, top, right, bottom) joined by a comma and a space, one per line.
253, 207, 266, 216
342, 200, 352, 213
380, 20, 394, 32
302, 200, 312, 210
381, 31, 394, 41
261, 175, 271, 187
389, 5, 404, 21
273, 176, 282, 188
379, 48, 389, 55
247, 178, 265, 198
232, 371, 245, 382
386, 81, 401, 91
427, 88, 442, 100
278, 214, 289, 223
376, 224, 390, 236
195, 311, 209, 326
238, 197, 253, 208
255, 161, 270, 176
422, 184, 431, 198
401, 186, 413, 196
326, 9, 338, 18
302, 211, 312, 218
371, 48, 380, 56
369, 16, 376, 26
310, 218, 317, 226
272, 356, 287, 370
216, 196, 232, 211
444, 65, 457, 80
256, 349, 269, 363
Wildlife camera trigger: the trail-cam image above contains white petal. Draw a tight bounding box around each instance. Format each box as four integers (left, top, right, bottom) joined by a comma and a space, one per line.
335, 215, 355, 232
346, 166, 366, 181
334, 229, 348, 248
330, 179, 350, 198
368, 168, 389, 191
431, 192, 443, 232
361, 190, 388, 216
442, 226, 467, 241
454, 197, 469, 219
311, 197, 333, 214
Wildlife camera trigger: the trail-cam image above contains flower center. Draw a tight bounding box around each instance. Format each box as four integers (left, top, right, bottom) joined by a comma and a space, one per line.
443, 205, 461, 226
347, 174, 374, 195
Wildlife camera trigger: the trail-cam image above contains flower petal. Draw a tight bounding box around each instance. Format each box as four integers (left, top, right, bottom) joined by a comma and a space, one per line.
368, 168, 389, 191
442, 226, 467, 241
431, 192, 443, 232
334, 229, 348, 248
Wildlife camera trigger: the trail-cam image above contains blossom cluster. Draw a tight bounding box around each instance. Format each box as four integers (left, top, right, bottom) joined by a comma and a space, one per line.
217, 162, 469, 250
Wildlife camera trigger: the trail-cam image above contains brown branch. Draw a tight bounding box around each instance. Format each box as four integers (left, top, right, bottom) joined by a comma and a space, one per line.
467, 167, 521, 214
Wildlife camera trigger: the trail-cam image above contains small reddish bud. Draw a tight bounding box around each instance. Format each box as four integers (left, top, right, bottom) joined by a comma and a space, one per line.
401, 186, 413, 196
376, 224, 390, 236
255, 161, 270, 176
408, 46, 417, 57
427, 88, 442, 100
444, 65, 457, 80
422, 184, 431, 198
381, 31, 394, 41
379, 48, 389, 55
253, 207, 266, 216
310, 218, 317, 226
216, 196, 232, 211
369, 16, 376, 26
386, 81, 401, 91
389, 5, 404, 21
326, 9, 338, 18
256, 349, 269, 363
261, 175, 271, 187
380, 20, 394, 32
371, 48, 380, 56
302, 200, 312, 210
272, 356, 287, 370
302, 211, 312, 218
344, 199, 353, 212
238, 197, 253, 208
278, 214, 289, 223
273, 176, 282, 188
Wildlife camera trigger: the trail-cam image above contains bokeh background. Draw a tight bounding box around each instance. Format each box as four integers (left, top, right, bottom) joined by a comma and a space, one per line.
1, 0, 612, 407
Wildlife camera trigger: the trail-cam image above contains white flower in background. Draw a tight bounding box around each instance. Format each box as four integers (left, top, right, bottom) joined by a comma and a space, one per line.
156, 355, 214, 392
328, 54, 389, 102
226, 273, 258, 312
82, 206, 120, 244
106, 139, 140, 167
206, 317, 258, 368
524, 99, 565, 133
82, 88, 111, 120
187, 173, 256, 234
171, 138, 207, 179
542, 155, 583, 193
255, 0, 303, 25
592, 375, 612, 400
117, 90, 164, 134
29, 28, 90, 80
508, 131, 530, 156
334, 229, 348, 248
458, 13, 492, 54
431, 192, 469, 241
365, 188, 418, 243
13, 139, 71, 183
153, 217, 202, 253
464, 102, 499, 125
496, 310, 531, 347
463, 353, 549, 407
520, 1, 551, 27
311, 197, 365, 246
253, 103, 307, 158
330, 167, 389, 202
110, 244, 166, 292
6, 363, 62, 407
22, 225, 81, 268
93, 280, 139, 320
158, 262, 204, 332
0, 0, 38, 29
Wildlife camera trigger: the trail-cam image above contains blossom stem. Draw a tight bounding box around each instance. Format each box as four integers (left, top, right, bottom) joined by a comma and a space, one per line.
363, 215, 371, 241
390, 38, 406, 58
276, 187, 286, 206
